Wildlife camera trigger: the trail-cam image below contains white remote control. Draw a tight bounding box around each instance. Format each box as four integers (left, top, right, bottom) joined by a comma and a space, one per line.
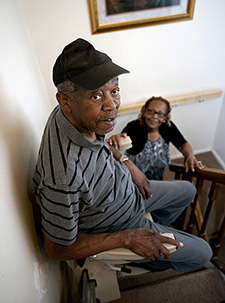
161, 233, 177, 253
119, 136, 133, 150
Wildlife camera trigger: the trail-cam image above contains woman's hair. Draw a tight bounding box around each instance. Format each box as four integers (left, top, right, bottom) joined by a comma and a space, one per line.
138, 96, 171, 127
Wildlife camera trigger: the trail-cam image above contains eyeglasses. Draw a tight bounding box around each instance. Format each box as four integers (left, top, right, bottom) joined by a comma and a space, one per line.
146, 108, 166, 119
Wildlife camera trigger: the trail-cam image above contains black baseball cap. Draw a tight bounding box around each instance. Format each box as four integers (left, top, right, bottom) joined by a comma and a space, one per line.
53, 38, 130, 90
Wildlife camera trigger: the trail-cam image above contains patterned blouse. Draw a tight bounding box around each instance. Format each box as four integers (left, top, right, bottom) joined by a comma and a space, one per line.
126, 136, 170, 180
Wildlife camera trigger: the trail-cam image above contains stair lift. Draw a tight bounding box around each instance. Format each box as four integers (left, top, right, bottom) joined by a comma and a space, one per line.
67, 213, 176, 303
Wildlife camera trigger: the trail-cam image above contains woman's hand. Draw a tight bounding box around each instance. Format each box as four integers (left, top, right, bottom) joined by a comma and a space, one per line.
184, 155, 205, 172
179, 142, 206, 172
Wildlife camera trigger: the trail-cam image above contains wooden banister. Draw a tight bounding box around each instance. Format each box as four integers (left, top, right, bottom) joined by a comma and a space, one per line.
169, 163, 225, 273
169, 164, 225, 184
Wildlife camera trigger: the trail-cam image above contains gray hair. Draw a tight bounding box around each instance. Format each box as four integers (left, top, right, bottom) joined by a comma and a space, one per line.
57, 80, 79, 99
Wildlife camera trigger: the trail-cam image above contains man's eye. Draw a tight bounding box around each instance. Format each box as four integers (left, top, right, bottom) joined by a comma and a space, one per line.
92, 94, 101, 101
112, 88, 120, 96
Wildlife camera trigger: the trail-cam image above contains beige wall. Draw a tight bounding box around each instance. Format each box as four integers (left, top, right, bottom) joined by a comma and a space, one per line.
0, 1, 63, 302
214, 96, 225, 166
1, 0, 225, 302
20, 0, 225, 164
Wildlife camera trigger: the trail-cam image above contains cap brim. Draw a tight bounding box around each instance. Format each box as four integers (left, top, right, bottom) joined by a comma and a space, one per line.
68, 61, 130, 90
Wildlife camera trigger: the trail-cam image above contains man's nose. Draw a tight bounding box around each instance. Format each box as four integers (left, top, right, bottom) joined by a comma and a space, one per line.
103, 94, 118, 111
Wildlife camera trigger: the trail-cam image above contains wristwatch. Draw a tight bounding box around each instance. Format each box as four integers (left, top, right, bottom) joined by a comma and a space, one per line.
119, 154, 129, 163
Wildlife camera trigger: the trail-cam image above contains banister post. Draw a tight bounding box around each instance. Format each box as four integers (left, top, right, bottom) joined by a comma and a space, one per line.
187, 178, 204, 234
199, 182, 220, 239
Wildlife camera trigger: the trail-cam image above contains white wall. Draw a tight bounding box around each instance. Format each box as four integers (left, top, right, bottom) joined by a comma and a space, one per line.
214, 93, 225, 168
0, 1, 63, 302
1, 0, 225, 302
20, 0, 225, 164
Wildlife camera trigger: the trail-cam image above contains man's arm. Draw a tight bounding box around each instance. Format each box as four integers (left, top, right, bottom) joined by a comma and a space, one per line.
44, 228, 183, 261
108, 144, 152, 200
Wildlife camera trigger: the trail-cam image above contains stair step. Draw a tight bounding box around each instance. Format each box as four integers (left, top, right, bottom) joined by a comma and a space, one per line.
110, 268, 225, 303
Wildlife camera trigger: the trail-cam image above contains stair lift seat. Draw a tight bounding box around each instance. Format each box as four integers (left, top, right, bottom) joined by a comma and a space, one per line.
71, 212, 177, 303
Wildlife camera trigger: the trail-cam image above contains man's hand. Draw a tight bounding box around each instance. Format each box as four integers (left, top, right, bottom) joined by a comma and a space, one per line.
125, 228, 183, 261
106, 132, 127, 150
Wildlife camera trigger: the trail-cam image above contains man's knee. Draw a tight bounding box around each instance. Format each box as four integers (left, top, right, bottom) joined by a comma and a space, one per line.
170, 232, 213, 271
190, 237, 213, 266
180, 232, 212, 264
181, 180, 196, 201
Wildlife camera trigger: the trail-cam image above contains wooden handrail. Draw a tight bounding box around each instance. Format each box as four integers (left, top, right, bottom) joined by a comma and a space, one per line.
169, 164, 225, 185
169, 163, 225, 273
118, 89, 223, 115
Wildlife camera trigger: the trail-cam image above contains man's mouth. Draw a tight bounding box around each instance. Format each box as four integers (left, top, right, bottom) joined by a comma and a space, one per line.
101, 113, 117, 122
99, 116, 117, 130
103, 117, 116, 122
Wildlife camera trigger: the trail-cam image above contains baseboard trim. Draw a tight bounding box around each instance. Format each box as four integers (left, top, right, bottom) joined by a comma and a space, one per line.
212, 149, 225, 169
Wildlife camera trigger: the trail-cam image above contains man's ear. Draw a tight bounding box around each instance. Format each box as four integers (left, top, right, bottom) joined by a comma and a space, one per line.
56, 92, 71, 113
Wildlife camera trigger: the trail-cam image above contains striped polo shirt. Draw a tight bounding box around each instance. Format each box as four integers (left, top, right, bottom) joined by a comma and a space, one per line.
33, 106, 147, 246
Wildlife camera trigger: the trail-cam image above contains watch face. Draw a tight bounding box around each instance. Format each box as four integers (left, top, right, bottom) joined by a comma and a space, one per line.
120, 154, 129, 162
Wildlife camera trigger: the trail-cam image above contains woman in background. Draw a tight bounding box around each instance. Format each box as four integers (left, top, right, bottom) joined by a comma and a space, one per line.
107, 96, 205, 180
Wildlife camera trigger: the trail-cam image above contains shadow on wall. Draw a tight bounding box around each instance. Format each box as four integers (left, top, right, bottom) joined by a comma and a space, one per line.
0, 82, 77, 301
0, 95, 38, 254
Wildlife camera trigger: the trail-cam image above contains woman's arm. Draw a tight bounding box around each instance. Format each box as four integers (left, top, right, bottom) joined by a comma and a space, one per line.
162, 121, 205, 172
179, 142, 205, 172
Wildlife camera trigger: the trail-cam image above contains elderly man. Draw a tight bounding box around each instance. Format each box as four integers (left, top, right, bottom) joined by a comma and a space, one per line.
33, 38, 212, 272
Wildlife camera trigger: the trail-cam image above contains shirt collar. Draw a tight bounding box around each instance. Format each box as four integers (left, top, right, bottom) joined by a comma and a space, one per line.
55, 105, 110, 153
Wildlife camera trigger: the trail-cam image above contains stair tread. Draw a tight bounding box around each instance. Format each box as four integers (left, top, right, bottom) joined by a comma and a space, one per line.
110, 267, 225, 303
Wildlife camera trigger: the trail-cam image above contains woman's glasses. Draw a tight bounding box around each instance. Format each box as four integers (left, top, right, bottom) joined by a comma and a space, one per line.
146, 108, 166, 119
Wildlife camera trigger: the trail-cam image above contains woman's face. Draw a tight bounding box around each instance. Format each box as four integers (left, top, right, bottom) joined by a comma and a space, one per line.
144, 100, 168, 131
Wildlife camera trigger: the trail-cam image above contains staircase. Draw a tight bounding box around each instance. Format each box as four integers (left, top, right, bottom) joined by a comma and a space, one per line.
109, 267, 225, 303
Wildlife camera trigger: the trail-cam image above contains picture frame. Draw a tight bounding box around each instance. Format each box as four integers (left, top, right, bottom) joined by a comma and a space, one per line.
88, 0, 196, 34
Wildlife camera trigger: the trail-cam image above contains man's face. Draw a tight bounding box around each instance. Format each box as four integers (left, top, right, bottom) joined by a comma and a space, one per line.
66, 77, 121, 140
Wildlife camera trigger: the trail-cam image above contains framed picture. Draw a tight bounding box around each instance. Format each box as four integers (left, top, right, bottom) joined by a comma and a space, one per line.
88, 0, 196, 34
